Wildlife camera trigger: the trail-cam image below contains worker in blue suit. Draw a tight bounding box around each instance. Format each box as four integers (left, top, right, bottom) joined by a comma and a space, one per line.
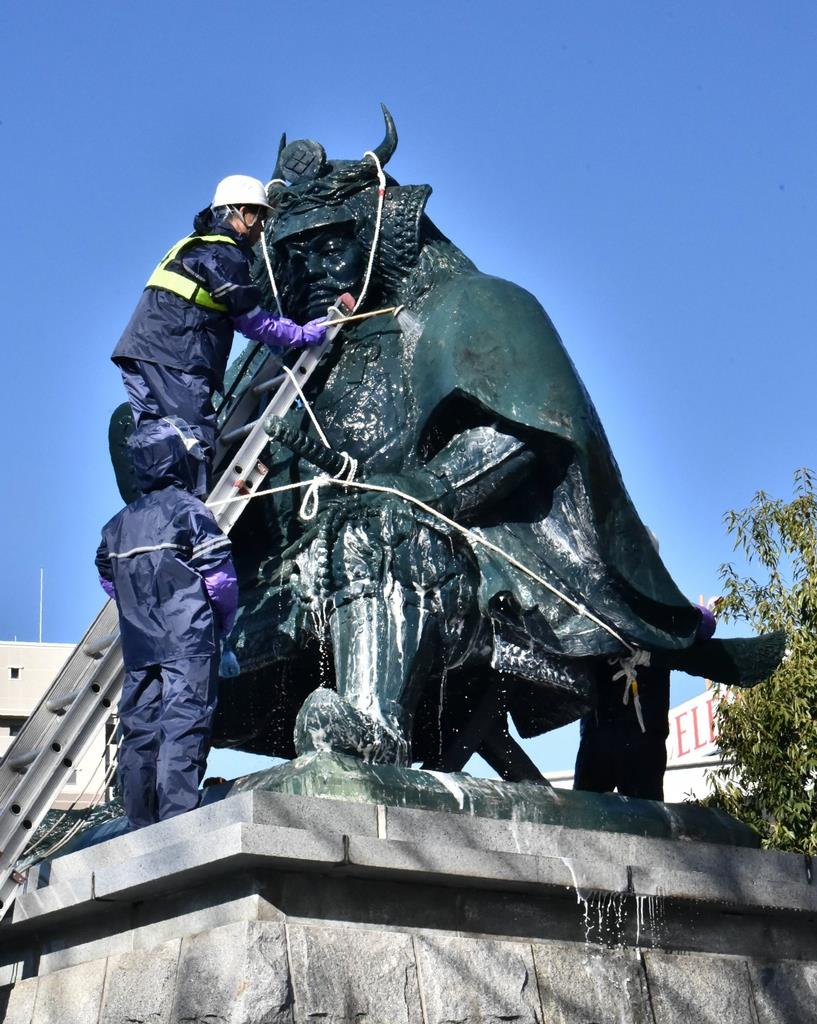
573, 606, 717, 801
96, 417, 238, 829
112, 174, 328, 485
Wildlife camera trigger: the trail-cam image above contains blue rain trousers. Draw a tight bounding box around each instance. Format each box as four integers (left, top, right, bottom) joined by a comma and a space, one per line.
118, 655, 219, 829
117, 357, 217, 479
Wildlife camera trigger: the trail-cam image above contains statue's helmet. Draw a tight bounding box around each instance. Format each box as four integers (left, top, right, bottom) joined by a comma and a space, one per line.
266, 103, 398, 246
260, 106, 451, 319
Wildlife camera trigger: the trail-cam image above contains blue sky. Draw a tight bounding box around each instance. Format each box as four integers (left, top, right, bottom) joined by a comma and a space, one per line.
1, 2, 814, 776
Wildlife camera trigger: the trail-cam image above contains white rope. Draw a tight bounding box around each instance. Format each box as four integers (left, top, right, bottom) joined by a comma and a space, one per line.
299, 477, 326, 522
260, 229, 284, 318
354, 150, 387, 313
259, 177, 288, 317
281, 366, 331, 448
298, 451, 359, 522
336, 450, 359, 481
209, 475, 636, 655
611, 649, 651, 732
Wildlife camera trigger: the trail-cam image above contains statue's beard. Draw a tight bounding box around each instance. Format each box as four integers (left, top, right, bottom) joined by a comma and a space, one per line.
304, 284, 353, 320
280, 274, 367, 321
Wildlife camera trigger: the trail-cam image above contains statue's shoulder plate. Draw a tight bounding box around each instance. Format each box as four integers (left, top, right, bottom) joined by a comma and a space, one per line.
415, 272, 592, 444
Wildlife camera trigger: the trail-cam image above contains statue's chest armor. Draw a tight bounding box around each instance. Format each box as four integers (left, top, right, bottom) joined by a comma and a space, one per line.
305, 326, 417, 472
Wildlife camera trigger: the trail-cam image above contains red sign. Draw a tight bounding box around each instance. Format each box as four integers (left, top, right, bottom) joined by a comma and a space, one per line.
667, 689, 721, 763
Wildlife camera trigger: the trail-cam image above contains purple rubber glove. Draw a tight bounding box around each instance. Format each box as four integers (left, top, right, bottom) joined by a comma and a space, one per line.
99, 576, 116, 601
202, 558, 239, 635
696, 605, 717, 642
233, 307, 327, 349
300, 317, 329, 345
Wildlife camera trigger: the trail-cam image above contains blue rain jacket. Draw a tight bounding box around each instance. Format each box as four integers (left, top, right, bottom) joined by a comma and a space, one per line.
96, 420, 233, 670
112, 212, 261, 386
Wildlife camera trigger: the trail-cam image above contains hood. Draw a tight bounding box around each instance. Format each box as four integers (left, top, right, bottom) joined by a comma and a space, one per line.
192, 207, 253, 252
129, 417, 208, 496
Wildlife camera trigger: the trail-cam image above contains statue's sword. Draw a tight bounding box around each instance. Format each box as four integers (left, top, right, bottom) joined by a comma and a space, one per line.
264, 416, 349, 477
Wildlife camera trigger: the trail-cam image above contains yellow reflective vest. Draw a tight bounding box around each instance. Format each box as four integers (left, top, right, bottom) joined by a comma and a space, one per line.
145, 234, 238, 312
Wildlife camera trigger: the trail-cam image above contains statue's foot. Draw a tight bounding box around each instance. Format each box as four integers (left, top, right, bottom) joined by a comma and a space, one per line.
294, 689, 410, 765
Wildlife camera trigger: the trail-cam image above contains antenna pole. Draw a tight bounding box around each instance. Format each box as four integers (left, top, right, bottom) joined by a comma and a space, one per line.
38, 568, 44, 643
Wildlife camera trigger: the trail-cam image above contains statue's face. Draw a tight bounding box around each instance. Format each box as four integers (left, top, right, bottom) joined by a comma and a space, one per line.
275, 225, 365, 321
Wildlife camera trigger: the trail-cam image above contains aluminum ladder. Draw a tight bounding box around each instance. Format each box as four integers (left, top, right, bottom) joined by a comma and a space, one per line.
0, 314, 346, 920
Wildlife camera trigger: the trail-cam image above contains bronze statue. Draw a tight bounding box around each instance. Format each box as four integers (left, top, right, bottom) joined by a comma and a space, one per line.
202, 106, 782, 777
107, 107, 781, 780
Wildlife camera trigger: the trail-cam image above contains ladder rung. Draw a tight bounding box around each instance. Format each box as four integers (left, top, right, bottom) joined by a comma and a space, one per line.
221, 420, 260, 445
5, 749, 39, 774
252, 373, 286, 396
46, 689, 81, 714
83, 632, 117, 658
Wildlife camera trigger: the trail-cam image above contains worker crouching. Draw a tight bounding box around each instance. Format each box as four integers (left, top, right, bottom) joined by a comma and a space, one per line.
112, 174, 328, 486
95, 418, 238, 830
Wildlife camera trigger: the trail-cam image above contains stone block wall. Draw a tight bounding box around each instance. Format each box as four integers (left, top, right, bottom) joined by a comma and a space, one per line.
0, 774, 814, 1023
3, 917, 816, 1023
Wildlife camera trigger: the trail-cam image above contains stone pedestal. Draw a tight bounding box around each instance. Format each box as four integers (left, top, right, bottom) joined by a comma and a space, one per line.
0, 754, 814, 1023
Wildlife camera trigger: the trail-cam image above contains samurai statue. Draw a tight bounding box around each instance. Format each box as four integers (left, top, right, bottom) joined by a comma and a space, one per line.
110, 106, 782, 780
202, 105, 783, 778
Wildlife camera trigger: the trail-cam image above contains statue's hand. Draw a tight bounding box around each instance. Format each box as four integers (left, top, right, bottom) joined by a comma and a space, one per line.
355, 469, 461, 545
353, 476, 418, 546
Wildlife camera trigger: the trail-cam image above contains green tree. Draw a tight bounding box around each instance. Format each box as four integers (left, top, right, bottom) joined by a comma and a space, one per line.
709, 468, 817, 855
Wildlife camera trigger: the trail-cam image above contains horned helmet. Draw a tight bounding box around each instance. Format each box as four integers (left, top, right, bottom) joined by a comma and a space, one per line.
261, 106, 439, 309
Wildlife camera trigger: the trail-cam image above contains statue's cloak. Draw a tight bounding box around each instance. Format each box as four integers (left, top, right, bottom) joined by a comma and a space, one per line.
214, 266, 706, 754
403, 270, 702, 659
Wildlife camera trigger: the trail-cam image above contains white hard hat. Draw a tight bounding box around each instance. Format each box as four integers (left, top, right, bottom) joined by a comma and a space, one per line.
211, 174, 272, 210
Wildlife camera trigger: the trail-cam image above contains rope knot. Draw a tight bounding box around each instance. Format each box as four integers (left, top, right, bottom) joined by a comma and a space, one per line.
610, 648, 651, 733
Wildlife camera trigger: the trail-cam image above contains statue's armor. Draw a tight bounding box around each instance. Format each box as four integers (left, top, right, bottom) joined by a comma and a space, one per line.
249, 311, 542, 764
311, 321, 416, 472
264, 319, 479, 764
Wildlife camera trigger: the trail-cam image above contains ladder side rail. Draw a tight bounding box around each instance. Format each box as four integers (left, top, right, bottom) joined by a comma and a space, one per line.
0, 606, 120, 808
0, 642, 124, 854
0, 683, 121, 917
7, 676, 121, 841
14, 601, 119, 719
